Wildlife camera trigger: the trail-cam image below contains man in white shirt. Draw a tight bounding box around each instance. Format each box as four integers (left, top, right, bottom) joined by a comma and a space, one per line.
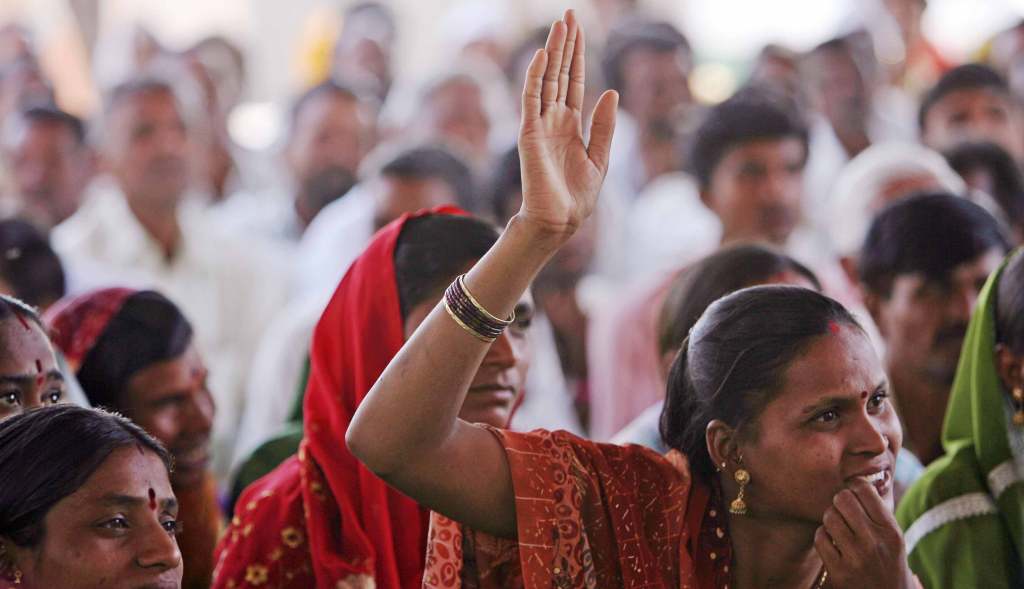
52, 75, 289, 481
212, 80, 375, 248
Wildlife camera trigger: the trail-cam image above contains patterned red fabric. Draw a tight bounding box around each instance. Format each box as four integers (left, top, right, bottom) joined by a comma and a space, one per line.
213, 208, 464, 589
423, 428, 733, 589
43, 287, 135, 371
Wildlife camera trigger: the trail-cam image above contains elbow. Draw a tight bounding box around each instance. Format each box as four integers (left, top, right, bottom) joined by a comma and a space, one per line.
345, 419, 397, 478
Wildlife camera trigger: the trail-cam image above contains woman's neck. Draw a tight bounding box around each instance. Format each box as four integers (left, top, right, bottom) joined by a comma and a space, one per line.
728, 512, 824, 589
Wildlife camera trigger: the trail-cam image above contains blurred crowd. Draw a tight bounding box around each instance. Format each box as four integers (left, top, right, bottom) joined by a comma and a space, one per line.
0, 0, 1023, 587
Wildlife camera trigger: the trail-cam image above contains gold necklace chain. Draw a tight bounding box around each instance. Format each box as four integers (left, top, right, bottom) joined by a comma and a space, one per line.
816, 569, 829, 588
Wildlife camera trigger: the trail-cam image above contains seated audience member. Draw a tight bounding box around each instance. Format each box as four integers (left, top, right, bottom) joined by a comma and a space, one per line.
801, 38, 915, 237
46, 289, 219, 589
0, 218, 65, 310
601, 17, 693, 194
51, 75, 289, 478
349, 16, 920, 587
859, 193, 1009, 481
0, 405, 181, 588
214, 211, 532, 588
415, 71, 495, 171
897, 249, 1024, 588
944, 140, 1024, 242
828, 142, 967, 265
1, 105, 93, 230
213, 80, 374, 247
612, 244, 820, 452
692, 86, 808, 249
919, 63, 1024, 164
589, 85, 810, 439
0, 294, 65, 421
296, 143, 475, 297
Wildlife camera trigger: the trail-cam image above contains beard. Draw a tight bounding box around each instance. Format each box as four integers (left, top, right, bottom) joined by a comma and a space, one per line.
298, 165, 358, 220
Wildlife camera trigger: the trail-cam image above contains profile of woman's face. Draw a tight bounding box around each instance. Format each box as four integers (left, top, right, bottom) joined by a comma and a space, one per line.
733, 326, 902, 523
404, 290, 535, 429
0, 317, 65, 420
10, 446, 183, 588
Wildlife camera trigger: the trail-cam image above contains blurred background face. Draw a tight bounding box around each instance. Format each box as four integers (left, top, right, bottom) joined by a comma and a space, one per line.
3, 118, 90, 228
809, 49, 869, 133
13, 447, 182, 589
870, 249, 1003, 386
103, 88, 190, 210
704, 137, 806, 246
620, 47, 691, 123
923, 89, 1024, 161
423, 79, 491, 156
121, 344, 215, 489
286, 91, 368, 185
370, 175, 458, 230
0, 318, 64, 420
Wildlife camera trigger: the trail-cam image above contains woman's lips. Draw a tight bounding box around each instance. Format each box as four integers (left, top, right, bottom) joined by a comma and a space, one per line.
847, 468, 892, 497
466, 385, 516, 407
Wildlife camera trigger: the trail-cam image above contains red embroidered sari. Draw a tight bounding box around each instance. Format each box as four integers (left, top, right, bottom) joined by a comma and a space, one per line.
212, 210, 459, 589
423, 428, 734, 589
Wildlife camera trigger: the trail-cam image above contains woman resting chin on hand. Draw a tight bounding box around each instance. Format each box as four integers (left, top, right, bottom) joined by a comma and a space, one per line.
347, 9, 920, 588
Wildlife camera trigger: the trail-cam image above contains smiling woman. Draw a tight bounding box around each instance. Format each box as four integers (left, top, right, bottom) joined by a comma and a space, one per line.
44, 288, 219, 589
0, 404, 182, 589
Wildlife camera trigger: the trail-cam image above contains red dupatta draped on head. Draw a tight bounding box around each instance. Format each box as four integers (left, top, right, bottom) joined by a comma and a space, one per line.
213, 208, 464, 589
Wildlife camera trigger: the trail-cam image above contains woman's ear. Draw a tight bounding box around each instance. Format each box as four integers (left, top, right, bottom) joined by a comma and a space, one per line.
994, 344, 1024, 392
706, 419, 740, 470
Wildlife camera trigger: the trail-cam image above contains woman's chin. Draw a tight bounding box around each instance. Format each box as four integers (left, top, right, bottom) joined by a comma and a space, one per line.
458, 406, 513, 429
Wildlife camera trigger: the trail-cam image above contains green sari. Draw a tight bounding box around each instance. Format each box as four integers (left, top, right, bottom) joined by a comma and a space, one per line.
896, 255, 1024, 588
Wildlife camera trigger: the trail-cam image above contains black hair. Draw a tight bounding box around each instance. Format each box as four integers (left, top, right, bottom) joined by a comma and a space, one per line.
0, 219, 66, 308
379, 145, 477, 214
0, 294, 43, 330
997, 249, 1024, 353
289, 79, 361, 127
73, 291, 193, 410
14, 105, 86, 145
657, 244, 821, 356
660, 286, 862, 479
689, 86, 808, 190
601, 18, 691, 96
486, 145, 521, 225
393, 215, 499, 320
944, 140, 1024, 228
859, 192, 1009, 297
919, 64, 1011, 132
0, 405, 171, 547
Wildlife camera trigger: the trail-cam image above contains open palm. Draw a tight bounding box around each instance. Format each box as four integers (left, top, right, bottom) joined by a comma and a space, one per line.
518, 10, 618, 238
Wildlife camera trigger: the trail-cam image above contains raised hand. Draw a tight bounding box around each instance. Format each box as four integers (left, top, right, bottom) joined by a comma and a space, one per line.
815, 479, 916, 589
517, 9, 618, 240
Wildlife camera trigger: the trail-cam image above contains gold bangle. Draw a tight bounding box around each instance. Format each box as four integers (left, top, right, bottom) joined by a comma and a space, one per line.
457, 275, 514, 325
443, 297, 496, 343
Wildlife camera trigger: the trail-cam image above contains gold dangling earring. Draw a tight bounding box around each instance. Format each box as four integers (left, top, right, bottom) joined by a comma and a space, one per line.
1013, 387, 1024, 426
730, 467, 750, 515
13, 568, 20, 584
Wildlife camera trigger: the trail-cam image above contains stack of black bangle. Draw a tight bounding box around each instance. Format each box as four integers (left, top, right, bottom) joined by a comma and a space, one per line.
443, 274, 514, 343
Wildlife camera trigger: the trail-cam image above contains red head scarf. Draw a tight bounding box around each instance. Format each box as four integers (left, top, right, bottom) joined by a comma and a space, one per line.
214, 208, 465, 589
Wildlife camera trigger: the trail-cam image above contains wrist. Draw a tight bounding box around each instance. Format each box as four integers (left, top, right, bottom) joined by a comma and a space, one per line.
506, 212, 574, 252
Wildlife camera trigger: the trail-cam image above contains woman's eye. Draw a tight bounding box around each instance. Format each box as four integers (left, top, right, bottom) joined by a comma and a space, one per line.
161, 519, 182, 535
868, 392, 888, 410
101, 517, 130, 530
1, 392, 19, 407
815, 409, 839, 424
42, 389, 62, 405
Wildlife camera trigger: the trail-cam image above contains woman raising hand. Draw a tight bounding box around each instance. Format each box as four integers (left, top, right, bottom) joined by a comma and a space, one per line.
348, 10, 918, 588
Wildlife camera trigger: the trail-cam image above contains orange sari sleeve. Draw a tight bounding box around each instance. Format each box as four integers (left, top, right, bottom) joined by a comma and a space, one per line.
423, 428, 695, 588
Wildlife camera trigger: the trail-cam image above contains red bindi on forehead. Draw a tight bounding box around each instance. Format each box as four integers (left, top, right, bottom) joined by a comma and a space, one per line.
828, 321, 840, 335
148, 487, 156, 511
861, 391, 869, 400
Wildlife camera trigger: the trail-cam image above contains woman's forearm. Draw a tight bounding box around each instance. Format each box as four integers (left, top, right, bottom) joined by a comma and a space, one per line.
347, 215, 564, 474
